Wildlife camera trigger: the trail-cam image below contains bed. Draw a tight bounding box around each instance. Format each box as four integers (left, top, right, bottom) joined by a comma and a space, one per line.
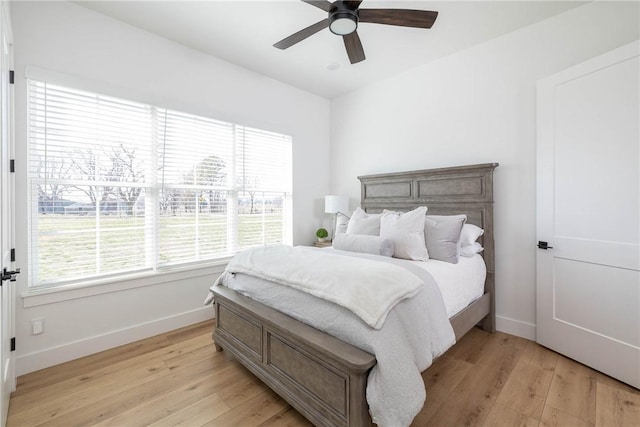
210, 163, 498, 427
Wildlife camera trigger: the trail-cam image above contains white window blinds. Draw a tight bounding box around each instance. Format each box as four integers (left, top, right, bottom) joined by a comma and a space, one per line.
235, 126, 293, 249
28, 80, 292, 287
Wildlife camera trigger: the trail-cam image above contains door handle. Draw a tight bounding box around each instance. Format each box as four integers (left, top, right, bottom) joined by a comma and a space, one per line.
1, 267, 20, 282
537, 241, 553, 250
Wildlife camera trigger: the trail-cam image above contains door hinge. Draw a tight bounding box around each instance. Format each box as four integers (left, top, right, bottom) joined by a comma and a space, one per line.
10, 159, 14, 172
10, 248, 15, 262
9, 70, 14, 85
10, 337, 15, 352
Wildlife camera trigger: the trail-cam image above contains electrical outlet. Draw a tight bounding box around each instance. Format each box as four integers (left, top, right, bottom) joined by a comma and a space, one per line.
31, 318, 44, 335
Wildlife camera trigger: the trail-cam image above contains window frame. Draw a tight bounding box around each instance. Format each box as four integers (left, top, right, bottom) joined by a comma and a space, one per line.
26, 77, 293, 290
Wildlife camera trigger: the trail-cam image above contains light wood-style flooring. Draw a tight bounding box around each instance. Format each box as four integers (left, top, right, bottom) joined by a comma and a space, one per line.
8, 320, 640, 426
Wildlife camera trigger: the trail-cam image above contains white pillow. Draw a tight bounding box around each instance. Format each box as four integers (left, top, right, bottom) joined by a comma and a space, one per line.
424, 214, 467, 264
346, 207, 381, 235
333, 234, 394, 257
379, 206, 429, 261
459, 223, 484, 247
460, 242, 484, 257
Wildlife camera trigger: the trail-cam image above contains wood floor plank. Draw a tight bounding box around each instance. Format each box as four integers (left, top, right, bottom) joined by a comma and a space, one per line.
425, 332, 522, 426
8, 323, 637, 427
8, 358, 171, 425
595, 381, 640, 427
257, 406, 314, 427
596, 370, 640, 395
13, 322, 212, 397
148, 391, 231, 427
12, 338, 225, 425
540, 405, 594, 427
36, 371, 179, 427
545, 355, 597, 424
34, 355, 233, 427
12, 333, 171, 396
163, 339, 219, 370
93, 366, 243, 427
148, 367, 273, 427
412, 354, 474, 425
444, 326, 492, 364
9, 333, 213, 416
217, 371, 270, 409
201, 390, 289, 427
519, 340, 559, 371
483, 402, 540, 427
164, 320, 214, 344
493, 356, 555, 419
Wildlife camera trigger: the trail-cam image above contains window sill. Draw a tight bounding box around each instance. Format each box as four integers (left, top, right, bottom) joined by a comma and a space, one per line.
21, 258, 231, 308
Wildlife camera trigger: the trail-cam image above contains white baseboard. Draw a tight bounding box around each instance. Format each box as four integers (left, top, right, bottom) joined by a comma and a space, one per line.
496, 315, 536, 341
16, 306, 215, 376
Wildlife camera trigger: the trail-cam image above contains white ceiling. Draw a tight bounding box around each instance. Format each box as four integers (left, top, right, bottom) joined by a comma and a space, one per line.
75, 1, 585, 99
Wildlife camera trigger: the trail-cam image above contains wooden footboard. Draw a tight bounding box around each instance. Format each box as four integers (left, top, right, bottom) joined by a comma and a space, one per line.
212, 285, 376, 427
212, 285, 491, 427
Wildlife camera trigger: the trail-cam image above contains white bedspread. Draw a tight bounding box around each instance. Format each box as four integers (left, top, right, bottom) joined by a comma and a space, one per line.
223, 246, 423, 329
213, 247, 456, 427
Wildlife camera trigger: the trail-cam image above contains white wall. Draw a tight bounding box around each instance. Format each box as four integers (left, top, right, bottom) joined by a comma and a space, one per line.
330, 2, 639, 339
12, 1, 330, 374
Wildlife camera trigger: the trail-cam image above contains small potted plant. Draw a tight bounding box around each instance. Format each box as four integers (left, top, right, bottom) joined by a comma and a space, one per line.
315, 228, 329, 242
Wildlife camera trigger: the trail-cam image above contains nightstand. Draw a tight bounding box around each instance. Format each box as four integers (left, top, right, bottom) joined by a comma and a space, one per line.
313, 241, 332, 248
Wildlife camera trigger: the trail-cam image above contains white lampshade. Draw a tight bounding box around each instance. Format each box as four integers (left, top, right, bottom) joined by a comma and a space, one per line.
325, 195, 349, 214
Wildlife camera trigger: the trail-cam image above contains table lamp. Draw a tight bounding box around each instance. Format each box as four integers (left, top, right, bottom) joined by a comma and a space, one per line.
324, 195, 349, 240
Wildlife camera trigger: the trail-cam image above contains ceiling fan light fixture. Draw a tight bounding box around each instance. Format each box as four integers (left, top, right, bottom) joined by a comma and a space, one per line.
329, 11, 358, 35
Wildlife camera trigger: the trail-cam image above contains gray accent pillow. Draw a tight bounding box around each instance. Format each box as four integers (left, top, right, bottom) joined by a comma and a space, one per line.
333, 233, 394, 257
424, 214, 467, 264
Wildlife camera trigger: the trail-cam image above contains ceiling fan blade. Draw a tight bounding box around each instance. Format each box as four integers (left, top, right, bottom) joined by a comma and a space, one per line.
274, 19, 330, 50
301, 0, 333, 12
343, 31, 365, 64
343, 0, 363, 10
358, 9, 438, 29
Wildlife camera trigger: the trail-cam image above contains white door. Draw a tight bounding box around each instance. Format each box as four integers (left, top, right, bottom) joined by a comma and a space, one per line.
0, 2, 13, 425
536, 41, 640, 388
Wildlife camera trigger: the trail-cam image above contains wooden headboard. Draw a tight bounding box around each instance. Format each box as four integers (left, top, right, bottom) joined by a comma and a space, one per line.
358, 163, 499, 331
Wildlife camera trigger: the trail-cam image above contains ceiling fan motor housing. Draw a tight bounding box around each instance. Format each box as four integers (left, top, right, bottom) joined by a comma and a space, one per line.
329, 3, 359, 35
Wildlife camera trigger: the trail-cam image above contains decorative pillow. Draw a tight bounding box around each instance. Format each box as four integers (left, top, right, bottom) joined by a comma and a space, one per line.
346, 207, 381, 236
333, 234, 394, 257
379, 206, 429, 261
424, 214, 467, 264
460, 242, 484, 257
459, 223, 484, 247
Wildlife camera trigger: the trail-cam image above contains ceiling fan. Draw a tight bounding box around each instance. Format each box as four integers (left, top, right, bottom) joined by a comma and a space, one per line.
273, 0, 438, 64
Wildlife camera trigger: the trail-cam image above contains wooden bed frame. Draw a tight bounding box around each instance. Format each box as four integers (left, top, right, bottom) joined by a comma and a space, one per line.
212, 163, 498, 427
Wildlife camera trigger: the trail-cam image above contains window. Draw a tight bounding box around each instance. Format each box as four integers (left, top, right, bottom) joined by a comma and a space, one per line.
28, 80, 292, 287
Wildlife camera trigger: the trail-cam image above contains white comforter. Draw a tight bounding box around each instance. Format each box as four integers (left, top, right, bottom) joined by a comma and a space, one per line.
214, 247, 456, 427
223, 246, 423, 329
